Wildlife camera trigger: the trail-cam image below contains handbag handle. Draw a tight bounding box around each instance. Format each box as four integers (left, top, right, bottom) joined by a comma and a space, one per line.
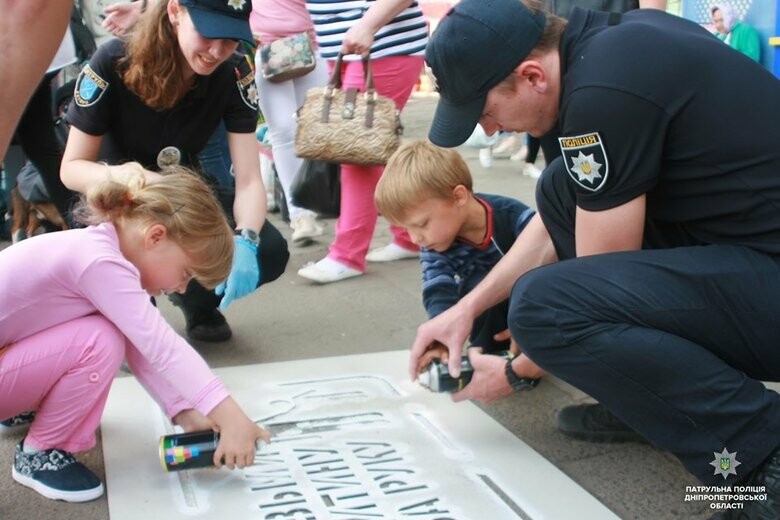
327, 53, 376, 93
321, 53, 380, 128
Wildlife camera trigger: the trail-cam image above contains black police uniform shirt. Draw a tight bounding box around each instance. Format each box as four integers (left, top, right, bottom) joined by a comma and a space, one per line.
67, 38, 258, 171
555, 8, 780, 255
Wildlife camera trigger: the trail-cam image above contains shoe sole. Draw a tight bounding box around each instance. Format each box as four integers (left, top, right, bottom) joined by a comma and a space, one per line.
12, 466, 104, 502
558, 429, 648, 444
297, 266, 363, 284
0, 424, 32, 435
366, 253, 419, 263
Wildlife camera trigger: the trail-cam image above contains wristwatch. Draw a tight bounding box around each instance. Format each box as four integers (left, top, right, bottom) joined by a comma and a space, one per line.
505, 358, 539, 392
235, 228, 260, 246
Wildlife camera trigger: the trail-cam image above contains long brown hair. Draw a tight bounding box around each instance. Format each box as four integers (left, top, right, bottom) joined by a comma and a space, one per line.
120, 1, 192, 110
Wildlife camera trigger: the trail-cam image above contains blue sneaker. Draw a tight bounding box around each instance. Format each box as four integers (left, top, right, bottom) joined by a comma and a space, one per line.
0, 411, 36, 432
12, 440, 104, 502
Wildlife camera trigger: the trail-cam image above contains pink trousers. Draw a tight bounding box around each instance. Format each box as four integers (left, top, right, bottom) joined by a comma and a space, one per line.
0, 315, 125, 452
327, 55, 425, 271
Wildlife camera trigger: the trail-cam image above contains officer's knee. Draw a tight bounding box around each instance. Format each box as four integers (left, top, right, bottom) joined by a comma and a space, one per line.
258, 220, 290, 285
508, 266, 565, 361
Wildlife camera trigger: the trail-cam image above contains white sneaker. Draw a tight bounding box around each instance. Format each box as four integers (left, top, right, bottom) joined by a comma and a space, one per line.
291, 213, 324, 244
523, 163, 542, 179
297, 258, 363, 284
478, 147, 493, 168
492, 134, 519, 156
510, 146, 529, 162
366, 243, 419, 263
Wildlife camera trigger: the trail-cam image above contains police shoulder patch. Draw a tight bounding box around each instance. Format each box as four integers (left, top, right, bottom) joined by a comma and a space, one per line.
74, 64, 109, 107
236, 66, 258, 110
558, 131, 609, 192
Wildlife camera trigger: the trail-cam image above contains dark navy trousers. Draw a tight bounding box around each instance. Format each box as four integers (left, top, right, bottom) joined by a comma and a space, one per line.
509, 159, 780, 484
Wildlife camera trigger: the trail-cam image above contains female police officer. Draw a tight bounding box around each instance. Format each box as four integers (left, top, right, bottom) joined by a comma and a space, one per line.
61, 0, 289, 342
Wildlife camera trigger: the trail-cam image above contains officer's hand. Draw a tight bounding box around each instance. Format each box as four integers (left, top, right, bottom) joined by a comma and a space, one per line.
451, 348, 513, 404
215, 237, 260, 310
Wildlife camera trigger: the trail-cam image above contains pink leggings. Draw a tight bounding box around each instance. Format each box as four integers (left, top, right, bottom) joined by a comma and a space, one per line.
327, 55, 425, 271
0, 315, 125, 452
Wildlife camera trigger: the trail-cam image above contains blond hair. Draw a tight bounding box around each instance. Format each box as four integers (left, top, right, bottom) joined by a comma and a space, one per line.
76, 163, 233, 289
375, 140, 473, 223
120, 1, 192, 110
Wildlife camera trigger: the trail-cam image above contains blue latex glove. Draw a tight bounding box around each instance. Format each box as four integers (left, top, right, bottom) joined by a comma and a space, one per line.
215, 236, 260, 310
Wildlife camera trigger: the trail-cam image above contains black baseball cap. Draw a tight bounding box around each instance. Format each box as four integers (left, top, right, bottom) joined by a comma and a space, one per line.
180, 0, 253, 45
426, 0, 546, 147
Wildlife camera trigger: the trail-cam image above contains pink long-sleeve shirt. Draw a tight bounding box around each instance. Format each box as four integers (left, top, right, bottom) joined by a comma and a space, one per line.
0, 223, 229, 418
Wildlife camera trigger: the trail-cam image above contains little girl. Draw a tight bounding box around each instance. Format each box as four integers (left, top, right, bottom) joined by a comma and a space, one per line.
0, 164, 270, 502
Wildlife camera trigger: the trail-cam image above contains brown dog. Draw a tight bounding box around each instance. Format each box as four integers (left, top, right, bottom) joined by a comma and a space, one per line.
10, 187, 68, 243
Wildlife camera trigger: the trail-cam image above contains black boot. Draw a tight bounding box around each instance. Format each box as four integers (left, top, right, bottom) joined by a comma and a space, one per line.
720, 445, 780, 519
168, 293, 232, 342
556, 403, 648, 443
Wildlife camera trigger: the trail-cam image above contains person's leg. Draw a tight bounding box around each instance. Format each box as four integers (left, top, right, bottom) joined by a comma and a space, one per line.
469, 299, 511, 353
328, 56, 424, 268
525, 135, 541, 164
0, 315, 125, 452
370, 56, 424, 254
172, 184, 290, 340
15, 74, 77, 219
0, 315, 124, 502
0, 0, 70, 159
256, 58, 328, 222
509, 243, 780, 485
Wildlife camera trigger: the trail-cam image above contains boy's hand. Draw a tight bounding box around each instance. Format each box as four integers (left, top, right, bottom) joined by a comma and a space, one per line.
414, 341, 449, 376
172, 409, 217, 433
494, 329, 520, 357
410, 305, 474, 380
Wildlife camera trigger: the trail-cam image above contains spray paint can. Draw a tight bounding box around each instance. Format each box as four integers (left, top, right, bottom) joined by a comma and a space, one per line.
159, 430, 219, 472
417, 351, 513, 393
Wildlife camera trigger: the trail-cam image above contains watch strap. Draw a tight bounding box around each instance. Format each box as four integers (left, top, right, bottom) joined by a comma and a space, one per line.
505, 358, 539, 392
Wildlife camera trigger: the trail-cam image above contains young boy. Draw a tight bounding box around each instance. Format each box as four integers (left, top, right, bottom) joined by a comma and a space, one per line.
375, 140, 544, 385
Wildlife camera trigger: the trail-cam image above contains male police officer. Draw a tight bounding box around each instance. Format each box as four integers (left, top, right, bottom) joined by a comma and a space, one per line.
410, 0, 780, 515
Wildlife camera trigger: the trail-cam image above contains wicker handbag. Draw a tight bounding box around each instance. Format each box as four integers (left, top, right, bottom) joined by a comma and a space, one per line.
295, 54, 402, 166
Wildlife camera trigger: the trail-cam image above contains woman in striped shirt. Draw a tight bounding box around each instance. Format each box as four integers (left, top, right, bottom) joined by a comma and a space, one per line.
298, 0, 428, 283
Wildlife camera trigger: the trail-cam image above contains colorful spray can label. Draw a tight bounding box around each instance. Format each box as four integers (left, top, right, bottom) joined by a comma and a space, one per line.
417, 351, 513, 392
159, 430, 219, 472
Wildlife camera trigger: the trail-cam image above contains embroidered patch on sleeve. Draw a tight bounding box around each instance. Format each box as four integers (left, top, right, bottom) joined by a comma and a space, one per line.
558, 132, 609, 192
74, 65, 109, 107
236, 67, 259, 110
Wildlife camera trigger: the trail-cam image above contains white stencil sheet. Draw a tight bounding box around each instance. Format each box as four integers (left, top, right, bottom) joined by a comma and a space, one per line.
102, 350, 618, 519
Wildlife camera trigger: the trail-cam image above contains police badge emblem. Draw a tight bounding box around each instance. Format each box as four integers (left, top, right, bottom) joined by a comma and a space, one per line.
558, 132, 609, 192
157, 146, 182, 169
236, 68, 259, 110
74, 65, 109, 107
